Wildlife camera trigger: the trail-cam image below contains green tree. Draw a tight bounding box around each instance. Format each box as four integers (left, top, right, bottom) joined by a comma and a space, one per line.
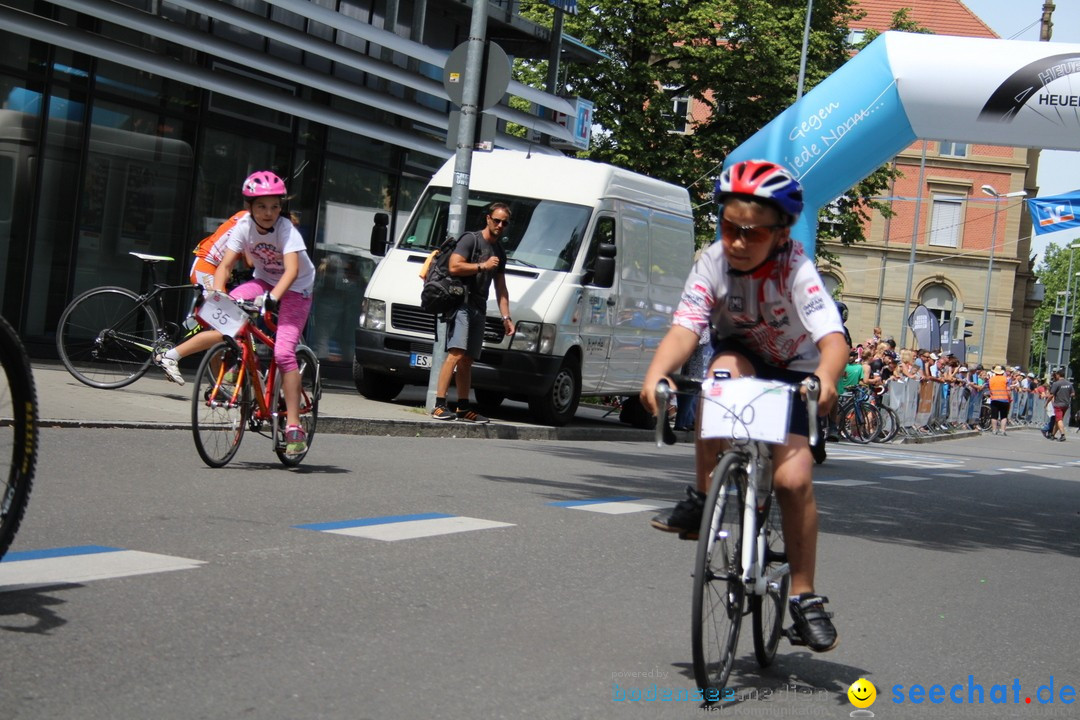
512, 1, 909, 253
1032, 241, 1080, 378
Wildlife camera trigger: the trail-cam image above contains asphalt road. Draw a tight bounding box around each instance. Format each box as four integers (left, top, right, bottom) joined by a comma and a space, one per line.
1, 428, 1078, 719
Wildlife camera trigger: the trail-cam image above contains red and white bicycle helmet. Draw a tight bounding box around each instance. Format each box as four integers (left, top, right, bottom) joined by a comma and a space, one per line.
242, 170, 287, 198
714, 159, 803, 223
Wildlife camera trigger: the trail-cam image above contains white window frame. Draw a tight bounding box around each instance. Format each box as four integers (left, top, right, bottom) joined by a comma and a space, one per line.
939, 141, 968, 157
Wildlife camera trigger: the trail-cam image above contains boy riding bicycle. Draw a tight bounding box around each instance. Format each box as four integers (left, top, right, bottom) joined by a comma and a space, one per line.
639, 159, 847, 652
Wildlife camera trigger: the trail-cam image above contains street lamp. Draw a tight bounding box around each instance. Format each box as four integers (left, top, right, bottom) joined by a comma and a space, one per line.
978, 184, 1028, 366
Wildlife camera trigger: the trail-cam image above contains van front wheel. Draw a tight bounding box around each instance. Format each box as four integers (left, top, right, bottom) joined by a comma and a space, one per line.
528, 359, 580, 426
353, 360, 403, 402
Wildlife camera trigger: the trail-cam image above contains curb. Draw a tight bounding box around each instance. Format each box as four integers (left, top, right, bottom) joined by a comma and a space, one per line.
37, 416, 657, 442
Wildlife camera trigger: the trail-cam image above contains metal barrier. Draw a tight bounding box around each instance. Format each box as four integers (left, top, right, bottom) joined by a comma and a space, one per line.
875, 378, 1048, 440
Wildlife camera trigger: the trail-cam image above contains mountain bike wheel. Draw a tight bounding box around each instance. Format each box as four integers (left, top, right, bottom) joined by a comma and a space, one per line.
0, 315, 37, 560
842, 402, 881, 444
873, 404, 900, 443
56, 286, 160, 389
192, 342, 249, 468
273, 346, 320, 467
751, 493, 788, 667
692, 452, 747, 695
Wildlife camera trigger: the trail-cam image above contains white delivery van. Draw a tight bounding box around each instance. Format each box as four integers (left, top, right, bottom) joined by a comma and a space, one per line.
354, 149, 695, 426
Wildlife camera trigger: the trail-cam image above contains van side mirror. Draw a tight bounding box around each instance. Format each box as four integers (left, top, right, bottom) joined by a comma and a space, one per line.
592, 241, 616, 288
370, 212, 389, 257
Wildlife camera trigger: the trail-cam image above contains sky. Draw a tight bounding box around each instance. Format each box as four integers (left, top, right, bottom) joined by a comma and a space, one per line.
962, 0, 1080, 264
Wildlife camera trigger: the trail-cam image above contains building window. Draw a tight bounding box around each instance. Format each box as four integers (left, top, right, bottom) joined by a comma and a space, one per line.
928, 194, 964, 248
847, 29, 866, 47
665, 92, 690, 134
939, 141, 967, 157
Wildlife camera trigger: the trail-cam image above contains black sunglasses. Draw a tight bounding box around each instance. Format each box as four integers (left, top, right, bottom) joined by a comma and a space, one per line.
489, 217, 509, 226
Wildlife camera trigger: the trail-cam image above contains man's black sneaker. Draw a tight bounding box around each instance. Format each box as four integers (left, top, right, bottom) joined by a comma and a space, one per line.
457, 408, 490, 424
786, 594, 839, 652
431, 405, 456, 421
650, 486, 705, 539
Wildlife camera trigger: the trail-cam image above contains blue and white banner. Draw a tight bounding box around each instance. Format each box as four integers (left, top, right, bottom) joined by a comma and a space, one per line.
1028, 191, 1080, 235
726, 32, 1080, 254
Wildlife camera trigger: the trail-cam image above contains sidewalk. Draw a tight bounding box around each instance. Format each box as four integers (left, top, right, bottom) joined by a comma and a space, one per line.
32, 362, 652, 441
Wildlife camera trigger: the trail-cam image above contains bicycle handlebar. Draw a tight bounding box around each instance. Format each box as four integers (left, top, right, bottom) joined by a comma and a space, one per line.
652, 373, 822, 449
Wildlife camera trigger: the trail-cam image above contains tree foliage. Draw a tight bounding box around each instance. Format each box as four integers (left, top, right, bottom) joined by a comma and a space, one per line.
1032, 242, 1080, 378
513, 1, 924, 253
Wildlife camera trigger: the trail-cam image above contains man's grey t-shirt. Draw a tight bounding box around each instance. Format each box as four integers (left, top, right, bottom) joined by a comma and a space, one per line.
453, 231, 507, 309
1049, 379, 1074, 408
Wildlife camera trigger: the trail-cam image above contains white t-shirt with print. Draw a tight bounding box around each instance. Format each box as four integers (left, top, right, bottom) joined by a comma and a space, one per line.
671, 241, 843, 373
223, 215, 316, 295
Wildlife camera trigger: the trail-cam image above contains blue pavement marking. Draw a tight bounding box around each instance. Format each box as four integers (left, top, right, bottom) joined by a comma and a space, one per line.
294, 513, 514, 541
0, 545, 206, 592
548, 496, 662, 515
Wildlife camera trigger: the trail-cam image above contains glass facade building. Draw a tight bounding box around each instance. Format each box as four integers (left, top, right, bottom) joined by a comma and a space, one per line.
0, 0, 579, 372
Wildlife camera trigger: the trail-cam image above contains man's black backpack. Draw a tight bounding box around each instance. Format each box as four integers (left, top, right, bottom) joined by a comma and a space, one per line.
419, 233, 469, 317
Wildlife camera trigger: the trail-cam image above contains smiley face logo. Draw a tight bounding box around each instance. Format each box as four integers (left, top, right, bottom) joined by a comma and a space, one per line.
848, 678, 877, 708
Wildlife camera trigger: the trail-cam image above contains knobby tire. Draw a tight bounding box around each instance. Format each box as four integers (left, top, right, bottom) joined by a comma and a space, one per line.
0, 315, 37, 560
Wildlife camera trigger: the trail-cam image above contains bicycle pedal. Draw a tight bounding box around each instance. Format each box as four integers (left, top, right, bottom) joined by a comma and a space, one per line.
763, 549, 787, 564
783, 625, 808, 646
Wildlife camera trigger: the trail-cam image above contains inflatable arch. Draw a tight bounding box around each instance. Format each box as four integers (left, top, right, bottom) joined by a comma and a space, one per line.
725, 31, 1080, 253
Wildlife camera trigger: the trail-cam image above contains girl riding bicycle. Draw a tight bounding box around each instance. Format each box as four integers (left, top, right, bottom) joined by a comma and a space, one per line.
156, 171, 316, 457
639, 159, 848, 653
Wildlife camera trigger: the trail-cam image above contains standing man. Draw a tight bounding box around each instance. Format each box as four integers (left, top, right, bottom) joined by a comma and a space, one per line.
987, 365, 1011, 436
431, 203, 514, 423
1048, 370, 1075, 441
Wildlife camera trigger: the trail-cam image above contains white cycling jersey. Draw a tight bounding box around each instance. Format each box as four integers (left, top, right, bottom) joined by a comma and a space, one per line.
672, 240, 843, 373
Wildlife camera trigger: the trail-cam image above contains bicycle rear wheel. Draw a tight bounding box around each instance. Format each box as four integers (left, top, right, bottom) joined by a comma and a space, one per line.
692, 452, 747, 695
873, 404, 900, 443
0, 315, 37, 560
192, 342, 249, 468
57, 287, 160, 389
273, 346, 320, 467
751, 494, 788, 667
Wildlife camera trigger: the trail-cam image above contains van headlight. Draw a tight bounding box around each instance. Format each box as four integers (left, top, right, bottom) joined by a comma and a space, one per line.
509, 321, 555, 354
359, 298, 386, 331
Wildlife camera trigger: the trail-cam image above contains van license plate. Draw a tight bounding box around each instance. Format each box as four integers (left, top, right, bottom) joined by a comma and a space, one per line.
410, 352, 432, 368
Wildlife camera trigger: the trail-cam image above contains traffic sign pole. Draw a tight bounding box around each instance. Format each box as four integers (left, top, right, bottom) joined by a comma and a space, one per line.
426, 0, 489, 412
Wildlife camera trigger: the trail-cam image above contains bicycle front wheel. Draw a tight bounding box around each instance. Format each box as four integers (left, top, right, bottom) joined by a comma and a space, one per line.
0, 315, 37, 560
751, 494, 788, 667
842, 402, 881, 444
692, 452, 747, 695
192, 342, 249, 468
273, 346, 319, 467
57, 287, 159, 389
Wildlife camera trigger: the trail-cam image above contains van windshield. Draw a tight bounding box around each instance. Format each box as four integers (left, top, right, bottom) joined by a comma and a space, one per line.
398, 188, 592, 272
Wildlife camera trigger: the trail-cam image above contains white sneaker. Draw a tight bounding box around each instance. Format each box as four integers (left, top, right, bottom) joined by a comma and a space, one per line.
156, 356, 185, 386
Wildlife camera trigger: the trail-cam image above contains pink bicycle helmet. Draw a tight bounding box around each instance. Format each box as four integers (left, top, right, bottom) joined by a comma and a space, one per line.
242, 171, 287, 198
714, 159, 803, 222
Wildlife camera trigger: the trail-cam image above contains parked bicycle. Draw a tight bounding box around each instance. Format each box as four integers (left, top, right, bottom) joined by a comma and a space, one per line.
654, 372, 820, 695
56, 252, 202, 389
835, 385, 882, 444
192, 292, 320, 468
0, 314, 38, 560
